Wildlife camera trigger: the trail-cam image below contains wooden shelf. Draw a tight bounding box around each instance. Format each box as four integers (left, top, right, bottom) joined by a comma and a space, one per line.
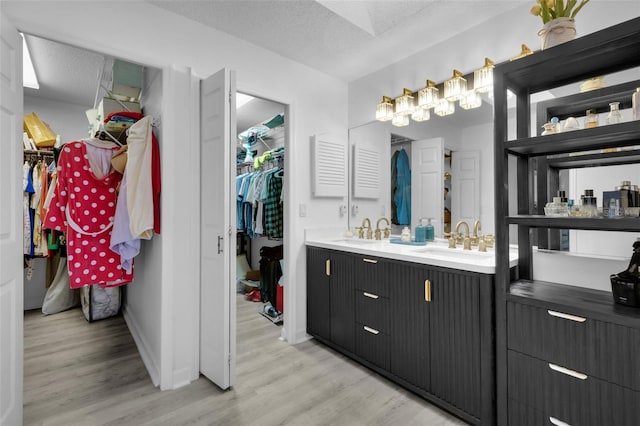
504, 121, 640, 157
506, 215, 640, 231
496, 17, 640, 93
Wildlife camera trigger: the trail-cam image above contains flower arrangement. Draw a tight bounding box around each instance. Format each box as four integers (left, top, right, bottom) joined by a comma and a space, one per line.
531, 0, 590, 24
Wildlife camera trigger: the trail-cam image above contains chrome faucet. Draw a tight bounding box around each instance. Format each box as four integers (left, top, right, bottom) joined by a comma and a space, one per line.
455, 220, 471, 250
375, 217, 391, 240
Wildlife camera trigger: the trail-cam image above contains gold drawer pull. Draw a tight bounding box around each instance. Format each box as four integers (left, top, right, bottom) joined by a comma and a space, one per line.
424, 279, 431, 302
548, 363, 587, 380
325, 259, 331, 276
362, 258, 378, 264
363, 292, 379, 299
363, 325, 379, 335
548, 310, 586, 323
549, 417, 571, 426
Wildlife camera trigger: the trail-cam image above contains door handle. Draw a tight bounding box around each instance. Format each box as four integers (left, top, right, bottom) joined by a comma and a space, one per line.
424, 279, 431, 302
548, 310, 586, 323
549, 417, 571, 426
217, 236, 224, 254
362, 258, 378, 264
548, 363, 588, 380
325, 259, 331, 276
363, 325, 379, 335
363, 292, 379, 299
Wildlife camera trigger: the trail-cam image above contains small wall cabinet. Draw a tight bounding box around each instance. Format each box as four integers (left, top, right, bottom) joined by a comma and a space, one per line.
306, 246, 496, 425
492, 17, 640, 426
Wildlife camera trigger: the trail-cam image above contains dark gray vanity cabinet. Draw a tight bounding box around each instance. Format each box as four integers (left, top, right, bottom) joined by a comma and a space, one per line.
306, 246, 496, 425
306, 246, 355, 352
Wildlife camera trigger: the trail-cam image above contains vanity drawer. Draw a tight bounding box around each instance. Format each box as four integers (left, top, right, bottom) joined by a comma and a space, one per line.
507, 301, 640, 390
355, 290, 390, 335
354, 256, 390, 298
355, 322, 390, 371
508, 350, 640, 426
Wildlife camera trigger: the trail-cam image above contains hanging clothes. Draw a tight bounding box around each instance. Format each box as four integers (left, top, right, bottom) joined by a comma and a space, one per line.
43, 140, 133, 289
390, 149, 400, 225
394, 148, 411, 225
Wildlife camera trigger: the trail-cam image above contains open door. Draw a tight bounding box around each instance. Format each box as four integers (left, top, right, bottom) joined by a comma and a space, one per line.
451, 150, 480, 227
199, 68, 237, 390
411, 138, 444, 237
0, 14, 24, 425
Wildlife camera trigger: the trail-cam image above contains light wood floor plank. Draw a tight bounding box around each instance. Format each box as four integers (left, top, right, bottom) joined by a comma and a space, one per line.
24, 293, 468, 425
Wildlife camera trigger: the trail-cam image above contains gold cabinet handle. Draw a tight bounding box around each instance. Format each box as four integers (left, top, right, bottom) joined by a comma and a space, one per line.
362, 258, 378, 264
424, 279, 431, 302
549, 417, 572, 426
363, 292, 379, 299
363, 325, 379, 335
325, 259, 331, 276
547, 310, 586, 323
548, 363, 587, 380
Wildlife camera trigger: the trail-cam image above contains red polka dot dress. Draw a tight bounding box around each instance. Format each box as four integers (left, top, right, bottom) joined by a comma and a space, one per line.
43, 141, 134, 288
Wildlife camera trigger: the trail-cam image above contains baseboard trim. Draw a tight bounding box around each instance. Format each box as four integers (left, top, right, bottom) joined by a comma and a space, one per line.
123, 305, 160, 387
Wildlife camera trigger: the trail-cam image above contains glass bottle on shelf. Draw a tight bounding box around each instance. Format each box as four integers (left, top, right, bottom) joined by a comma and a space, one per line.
606, 102, 623, 125
633, 88, 640, 121
585, 109, 598, 128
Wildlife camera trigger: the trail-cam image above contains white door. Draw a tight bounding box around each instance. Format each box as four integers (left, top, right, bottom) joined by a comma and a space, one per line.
199, 68, 237, 390
0, 15, 24, 425
451, 150, 480, 227
411, 138, 444, 237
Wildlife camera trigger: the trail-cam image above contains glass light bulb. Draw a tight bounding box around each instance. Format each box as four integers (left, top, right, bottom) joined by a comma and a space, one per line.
444, 70, 467, 101
375, 96, 394, 121
411, 107, 430, 122
434, 98, 455, 117
395, 88, 415, 116
391, 112, 410, 127
473, 58, 494, 93
460, 91, 482, 110
418, 80, 439, 110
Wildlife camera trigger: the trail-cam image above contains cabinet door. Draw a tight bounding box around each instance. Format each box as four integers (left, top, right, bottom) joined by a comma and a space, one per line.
429, 268, 482, 420
329, 251, 355, 352
307, 247, 331, 341
390, 262, 430, 391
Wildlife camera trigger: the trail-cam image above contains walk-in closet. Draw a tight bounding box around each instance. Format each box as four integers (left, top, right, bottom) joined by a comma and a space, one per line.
235, 94, 286, 329
20, 33, 164, 422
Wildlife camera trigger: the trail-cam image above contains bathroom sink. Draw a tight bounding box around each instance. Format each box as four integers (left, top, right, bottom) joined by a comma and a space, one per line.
412, 245, 494, 260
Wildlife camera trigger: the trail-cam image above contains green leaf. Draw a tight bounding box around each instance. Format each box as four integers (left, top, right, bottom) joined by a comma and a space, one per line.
556, 0, 565, 17
571, 0, 590, 18
565, 0, 577, 16
541, 0, 551, 23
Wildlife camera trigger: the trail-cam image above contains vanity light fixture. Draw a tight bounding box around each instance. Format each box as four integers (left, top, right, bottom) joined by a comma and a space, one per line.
433, 98, 455, 117
417, 80, 439, 110
411, 107, 430, 122
375, 96, 394, 121
460, 90, 482, 110
395, 88, 415, 116
444, 70, 467, 102
510, 44, 534, 61
392, 112, 410, 127
473, 58, 494, 93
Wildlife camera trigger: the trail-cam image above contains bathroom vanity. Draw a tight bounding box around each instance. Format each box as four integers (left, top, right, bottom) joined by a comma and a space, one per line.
305, 233, 517, 426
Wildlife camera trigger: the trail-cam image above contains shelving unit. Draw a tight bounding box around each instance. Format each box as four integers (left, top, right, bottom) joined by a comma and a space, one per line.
493, 17, 640, 426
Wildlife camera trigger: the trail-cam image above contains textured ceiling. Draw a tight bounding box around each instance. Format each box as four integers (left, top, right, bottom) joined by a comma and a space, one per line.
147, 0, 527, 82
23, 1, 528, 110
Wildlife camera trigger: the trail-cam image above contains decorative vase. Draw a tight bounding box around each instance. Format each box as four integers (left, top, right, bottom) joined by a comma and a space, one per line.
539, 17, 576, 50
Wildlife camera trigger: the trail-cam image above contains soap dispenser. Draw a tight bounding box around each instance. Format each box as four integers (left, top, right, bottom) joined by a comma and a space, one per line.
425, 218, 435, 242
415, 219, 426, 243
401, 226, 411, 242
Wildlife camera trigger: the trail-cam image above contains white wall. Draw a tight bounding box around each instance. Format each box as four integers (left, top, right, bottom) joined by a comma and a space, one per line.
3, 0, 348, 390
121, 66, 164, 387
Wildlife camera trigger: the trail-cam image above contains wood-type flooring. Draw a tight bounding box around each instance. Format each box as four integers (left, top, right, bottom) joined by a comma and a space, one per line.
23, 293, 467, 425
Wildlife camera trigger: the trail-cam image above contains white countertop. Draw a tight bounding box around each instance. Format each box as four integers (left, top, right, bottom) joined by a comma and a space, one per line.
305, 229, 518, 274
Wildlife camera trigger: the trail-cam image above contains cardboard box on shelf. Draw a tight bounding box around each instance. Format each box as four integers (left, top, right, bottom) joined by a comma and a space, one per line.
111, 59, 143, 101
23, 112, 56, 148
